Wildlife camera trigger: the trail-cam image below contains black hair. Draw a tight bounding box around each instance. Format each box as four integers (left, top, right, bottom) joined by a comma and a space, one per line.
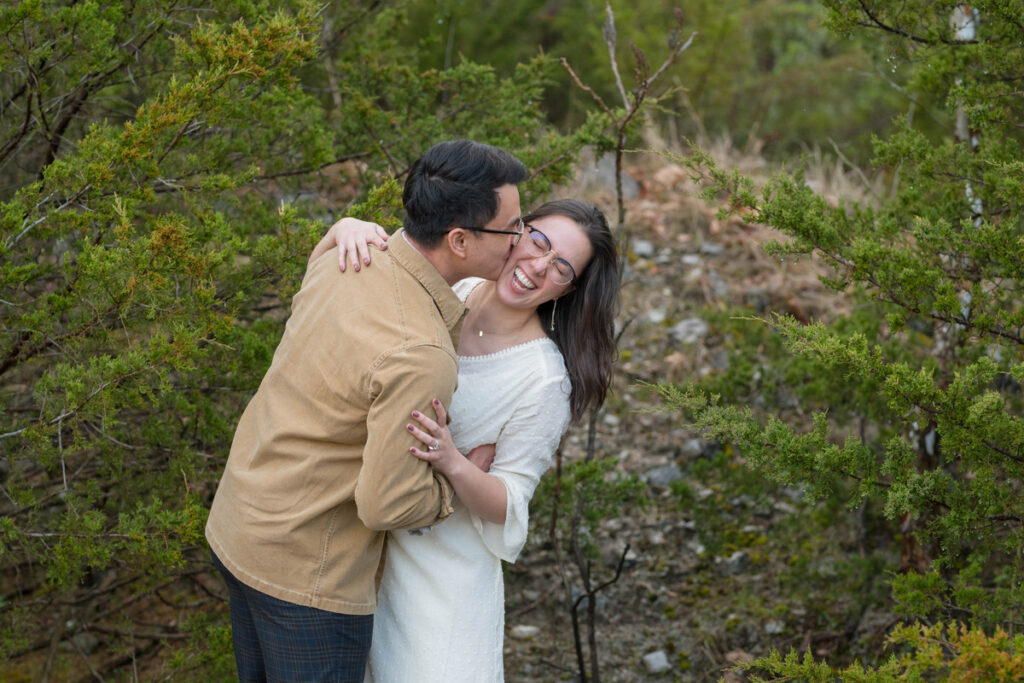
527, 199, 620, 422
402, 140, 527, 247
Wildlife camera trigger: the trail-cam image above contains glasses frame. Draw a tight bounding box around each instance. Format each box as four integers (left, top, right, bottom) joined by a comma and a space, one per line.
523, 224, 577, 286
460, 217, 525, 247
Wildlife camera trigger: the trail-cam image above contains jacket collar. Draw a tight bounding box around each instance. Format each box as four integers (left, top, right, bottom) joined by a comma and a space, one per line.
389, 229, 466, 340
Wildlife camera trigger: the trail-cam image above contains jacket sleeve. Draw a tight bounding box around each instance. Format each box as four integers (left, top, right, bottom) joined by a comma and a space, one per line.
355, 344, 458, 531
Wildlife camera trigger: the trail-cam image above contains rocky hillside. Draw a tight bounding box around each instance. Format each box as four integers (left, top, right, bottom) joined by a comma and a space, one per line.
503, 147, 896, 682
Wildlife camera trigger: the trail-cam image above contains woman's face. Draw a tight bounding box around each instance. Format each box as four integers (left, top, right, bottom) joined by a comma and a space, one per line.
492, 213, 593, 310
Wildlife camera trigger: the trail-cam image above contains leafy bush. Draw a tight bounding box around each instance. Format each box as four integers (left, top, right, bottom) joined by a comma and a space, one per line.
743, 622, 1024, 681
655, 0, 1024, 669
0, 0, 588, 675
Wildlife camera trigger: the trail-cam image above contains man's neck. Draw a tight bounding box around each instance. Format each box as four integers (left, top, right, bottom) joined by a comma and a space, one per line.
403, 231, 460, 286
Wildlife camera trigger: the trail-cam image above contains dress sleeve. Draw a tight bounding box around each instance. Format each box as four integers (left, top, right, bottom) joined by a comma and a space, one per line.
470, 372, 571, 562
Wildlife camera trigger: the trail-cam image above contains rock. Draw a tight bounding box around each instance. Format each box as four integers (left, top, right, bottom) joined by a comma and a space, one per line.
652, 163, 686, 188
645, 465, 682, 488
646, 529, 666, 545
773, 501, 796, 515
632, 239, 656, 258
681, 253, 702, 266
764, 620, 785, 634
781, 486, 805, 502
725, 650, 754, 664
642, 650, 671, 674
646, 307, 668, 324
718, 550, 751, 576
668, 318, 709, 345
679, 438, 705, 459
702, 440, 723, 458
582, 151, 641, 198
708, 269, 729, 298
603, 413, 620, 427
509, 625, 540, 639
814, 558, 838, 577
521, 589, 540, 602
700, 241, 725, 255
854, 607, 894, 643
60, 632, 100, 654
744, 287, 770, 313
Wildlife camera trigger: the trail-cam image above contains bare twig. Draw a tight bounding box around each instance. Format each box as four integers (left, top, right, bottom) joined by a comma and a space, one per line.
560, 58, 613, 120
603, 1, 629, 109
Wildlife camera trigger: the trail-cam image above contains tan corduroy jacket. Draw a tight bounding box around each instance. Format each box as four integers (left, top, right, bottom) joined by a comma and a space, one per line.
206, 231, 463, 615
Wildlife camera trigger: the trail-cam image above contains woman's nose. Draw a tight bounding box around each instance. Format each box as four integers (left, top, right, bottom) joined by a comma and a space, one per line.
527, 252, 557, 276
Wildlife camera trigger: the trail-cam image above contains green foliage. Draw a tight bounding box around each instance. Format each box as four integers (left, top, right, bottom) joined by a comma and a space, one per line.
396, 0, 907, 160
0, 0, 592, 673
532, 456, 649, 557
742, 622, 1024, 681
654, 0, 1024, 662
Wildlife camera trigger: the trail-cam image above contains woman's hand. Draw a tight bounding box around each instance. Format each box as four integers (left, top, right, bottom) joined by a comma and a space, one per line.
407, 399, 472, 478
409, 398, 508, 524
308, 217, 389, 272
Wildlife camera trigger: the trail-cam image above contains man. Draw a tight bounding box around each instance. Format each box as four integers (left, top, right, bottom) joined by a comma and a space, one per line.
206, 140, 528, 681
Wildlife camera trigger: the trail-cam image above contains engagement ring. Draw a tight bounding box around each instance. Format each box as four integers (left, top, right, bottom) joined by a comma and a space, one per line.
428, 439, 440, 451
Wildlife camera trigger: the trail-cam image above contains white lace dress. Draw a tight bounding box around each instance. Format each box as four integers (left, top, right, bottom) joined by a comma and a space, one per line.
364, 279, 571, 683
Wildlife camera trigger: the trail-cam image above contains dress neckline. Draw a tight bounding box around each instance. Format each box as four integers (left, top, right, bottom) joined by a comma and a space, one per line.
458, 336, 556, 361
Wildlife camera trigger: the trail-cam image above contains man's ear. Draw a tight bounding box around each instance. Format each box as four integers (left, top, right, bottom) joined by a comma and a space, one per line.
445, 228, 470, 259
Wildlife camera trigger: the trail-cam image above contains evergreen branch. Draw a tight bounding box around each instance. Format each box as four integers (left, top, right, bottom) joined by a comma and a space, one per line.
320, 0, 383, 49
855, 0, 975, 45
38, 13, 168, 175
527, 150, 575, 183
913, 401, 1024, 466
252, 150, 376, 181
0, 81, 36, 166
984, 514, 1024, 525
871, 286, 1024, 347
805, 243, 1024, 347
0, 363, 164, 440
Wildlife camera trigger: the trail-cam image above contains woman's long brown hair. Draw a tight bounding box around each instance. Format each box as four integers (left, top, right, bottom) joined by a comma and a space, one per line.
527, 199, 620, 422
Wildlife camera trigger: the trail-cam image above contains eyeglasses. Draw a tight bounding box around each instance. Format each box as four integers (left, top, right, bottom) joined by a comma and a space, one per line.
523, 225, 577, 286
461, 217, 525, 247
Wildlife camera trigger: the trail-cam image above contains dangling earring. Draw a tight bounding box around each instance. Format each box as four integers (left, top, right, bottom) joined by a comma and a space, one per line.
550, 298, 558, 332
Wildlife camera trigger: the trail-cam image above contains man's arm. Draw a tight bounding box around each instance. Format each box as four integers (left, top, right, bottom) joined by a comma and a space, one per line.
354, 344, 458, 530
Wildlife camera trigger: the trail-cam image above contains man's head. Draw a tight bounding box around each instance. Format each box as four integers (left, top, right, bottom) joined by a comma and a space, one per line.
402, 140, 527, 281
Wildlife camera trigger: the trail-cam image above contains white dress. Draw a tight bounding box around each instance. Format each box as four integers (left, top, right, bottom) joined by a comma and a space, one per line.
365, 279, 571, 683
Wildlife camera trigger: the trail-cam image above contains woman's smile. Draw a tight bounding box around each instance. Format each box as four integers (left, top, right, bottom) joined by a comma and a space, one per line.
511, 266, 538, 291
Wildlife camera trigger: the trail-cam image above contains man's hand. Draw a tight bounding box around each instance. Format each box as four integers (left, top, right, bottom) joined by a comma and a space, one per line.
465, 444, 496, 473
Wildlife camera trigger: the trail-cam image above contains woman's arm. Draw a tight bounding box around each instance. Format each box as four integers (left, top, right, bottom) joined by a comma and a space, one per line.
407, 399, 508, 524
308, 217, 390, 271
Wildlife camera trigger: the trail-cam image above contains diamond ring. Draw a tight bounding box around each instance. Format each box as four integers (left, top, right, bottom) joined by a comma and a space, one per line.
428, 439, 440, 451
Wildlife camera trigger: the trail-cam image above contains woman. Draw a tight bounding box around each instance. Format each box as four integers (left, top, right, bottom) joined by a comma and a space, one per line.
310, 199, 619, 682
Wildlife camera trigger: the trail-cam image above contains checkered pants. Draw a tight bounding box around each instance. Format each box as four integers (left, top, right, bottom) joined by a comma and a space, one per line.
211, 550, 373, 682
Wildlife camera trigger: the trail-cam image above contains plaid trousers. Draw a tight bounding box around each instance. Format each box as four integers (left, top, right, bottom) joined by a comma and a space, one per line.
211, 550, 373, 683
